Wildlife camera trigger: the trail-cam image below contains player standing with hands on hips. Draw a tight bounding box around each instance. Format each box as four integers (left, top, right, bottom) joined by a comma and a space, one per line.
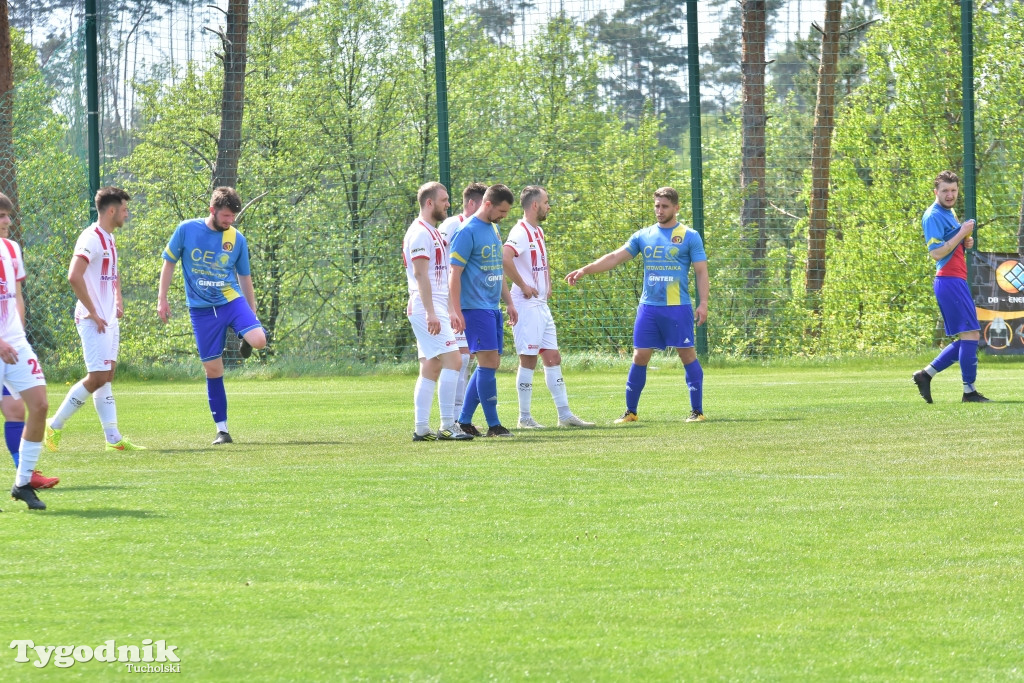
565, 187, 709, 423
912, 170, 990, 403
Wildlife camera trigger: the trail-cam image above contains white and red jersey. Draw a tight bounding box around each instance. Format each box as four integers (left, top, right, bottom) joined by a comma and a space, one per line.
402, 218, 450, 315
72, 223, 119, 324
504, 219, 551, 306
0, 238, 27, 345
437, 213, 464, 245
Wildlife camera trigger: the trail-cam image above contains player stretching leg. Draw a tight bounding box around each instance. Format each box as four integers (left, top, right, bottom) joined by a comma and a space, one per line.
0, 192, 50, 510
449, 184, 518, 437
439, 183, 486, 427
404, 182, 473, 441
503, 186, 593, 429
566, 187, 709, 423
913, 170, 990, 403
45, 187, 146, 453
158, 187, 268, 444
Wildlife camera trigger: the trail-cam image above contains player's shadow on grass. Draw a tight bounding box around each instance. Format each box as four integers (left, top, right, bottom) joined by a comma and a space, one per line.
52, 484, 129, 491
45, 509, 160, 519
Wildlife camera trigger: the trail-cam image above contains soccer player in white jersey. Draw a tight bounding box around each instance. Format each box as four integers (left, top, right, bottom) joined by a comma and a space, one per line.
503, 186, 594, 429
0, 201, 58, 490
437, 182, 486, 422
0, 192, 50, 510
45, 187, 146, 453
403, 182, 473, 441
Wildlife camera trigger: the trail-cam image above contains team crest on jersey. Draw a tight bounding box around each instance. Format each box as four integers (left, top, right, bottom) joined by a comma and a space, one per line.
216, 253, 231, 267
0, 279, 7, 295
672, 235, 682, 244
102, 250, 111, 258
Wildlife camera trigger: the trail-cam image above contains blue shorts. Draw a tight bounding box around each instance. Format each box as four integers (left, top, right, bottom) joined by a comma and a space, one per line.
633, 304, 695, 350
934, 277, 979, 336
462, 308, 504, 354
189, 298, 263, 362
1, 386, 8, 397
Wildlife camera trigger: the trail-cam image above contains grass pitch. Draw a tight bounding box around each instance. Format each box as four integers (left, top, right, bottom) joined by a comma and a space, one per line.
2, 361, 1023, 680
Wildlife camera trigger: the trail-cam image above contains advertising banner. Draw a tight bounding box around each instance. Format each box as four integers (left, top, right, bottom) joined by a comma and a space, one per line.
970, 251, 1024, 354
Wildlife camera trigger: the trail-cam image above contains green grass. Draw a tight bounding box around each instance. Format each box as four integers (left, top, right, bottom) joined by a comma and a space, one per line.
2, 361, 1024, 680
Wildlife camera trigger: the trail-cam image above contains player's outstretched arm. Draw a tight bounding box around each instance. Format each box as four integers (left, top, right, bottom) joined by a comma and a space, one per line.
565, 248, 633, 286
157, 259, 175, 323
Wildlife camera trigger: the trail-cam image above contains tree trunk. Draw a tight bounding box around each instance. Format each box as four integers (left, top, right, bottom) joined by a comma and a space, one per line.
212, 0, 249, 189
805, 0, 842, 297
0, 2, 21, 240
741, 0, 768, 295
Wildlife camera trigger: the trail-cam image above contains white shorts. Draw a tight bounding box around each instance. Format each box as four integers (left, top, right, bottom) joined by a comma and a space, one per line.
0, 339, 46, 394
409, 310, 460, 359
455, 330, 468, 350
512, 303, 558, 355
77, 318, 120, 372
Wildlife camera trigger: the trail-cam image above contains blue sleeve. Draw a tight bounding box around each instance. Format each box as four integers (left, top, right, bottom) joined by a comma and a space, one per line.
163, 223, 185, 262
688, 231, 707, 263
450, 226, 472, 267
235, 234, 251, 276
922, 213, 946, 252
623, 230, 642, 257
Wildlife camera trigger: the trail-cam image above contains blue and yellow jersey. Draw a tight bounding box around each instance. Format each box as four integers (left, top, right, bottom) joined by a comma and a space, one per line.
922, 202, 967, 279
624, 223, 707, 306
449, 216, 504, 310
163, 218, 251, 308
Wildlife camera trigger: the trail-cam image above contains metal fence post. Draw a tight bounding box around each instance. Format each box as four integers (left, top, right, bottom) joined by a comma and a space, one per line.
687, 0, 707, 356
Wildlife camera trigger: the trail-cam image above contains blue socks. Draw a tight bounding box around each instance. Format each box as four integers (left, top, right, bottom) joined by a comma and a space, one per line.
476, 367, 500, 427
959, 339, 979, 386
459, 369, 481, 424
6, 420, 23, 467
625, 363, 648, 414
929, 340, 961, 374
206, 376, 228, 424
684, 359, 704, 413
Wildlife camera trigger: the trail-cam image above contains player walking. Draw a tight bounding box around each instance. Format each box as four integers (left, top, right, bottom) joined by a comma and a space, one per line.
45, 187, 146, 453
158, 187, 268, 444
503, 186, 593, 428
566, 187, 709, 423
912, 170, 990, 403
404, 182, 473, 441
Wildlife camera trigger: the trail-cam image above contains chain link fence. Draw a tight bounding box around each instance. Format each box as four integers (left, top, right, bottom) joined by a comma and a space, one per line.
1, 0, 1022, 374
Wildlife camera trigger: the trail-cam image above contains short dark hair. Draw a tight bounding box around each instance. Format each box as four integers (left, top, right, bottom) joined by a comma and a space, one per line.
520, 186, 546, 210
483, 184, 514, 207
934, 170, 959, 189
95, 186, 130, 214
653, 187, 679, 205
463, 182, 487, 204
211, 186, 242, 213
0, 192, 12, 213
417, 181, 447, 207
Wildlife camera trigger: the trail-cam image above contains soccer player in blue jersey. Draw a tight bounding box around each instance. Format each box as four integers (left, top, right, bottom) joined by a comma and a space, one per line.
157, 187, 268, 444
566, 187, 709, 423
448, 184, 518, 437
912, 170, 989, 403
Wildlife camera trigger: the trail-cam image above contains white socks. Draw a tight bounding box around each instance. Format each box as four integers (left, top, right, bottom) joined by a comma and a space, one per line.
414, 376, 436, 434
454, 353, 471, 415
438, 368, 458, 429
545, 365, 572, 420
15, 439, 42, 487
93, 382, 122, 443
517, 367, 534, 418
51, 380, 91, 430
